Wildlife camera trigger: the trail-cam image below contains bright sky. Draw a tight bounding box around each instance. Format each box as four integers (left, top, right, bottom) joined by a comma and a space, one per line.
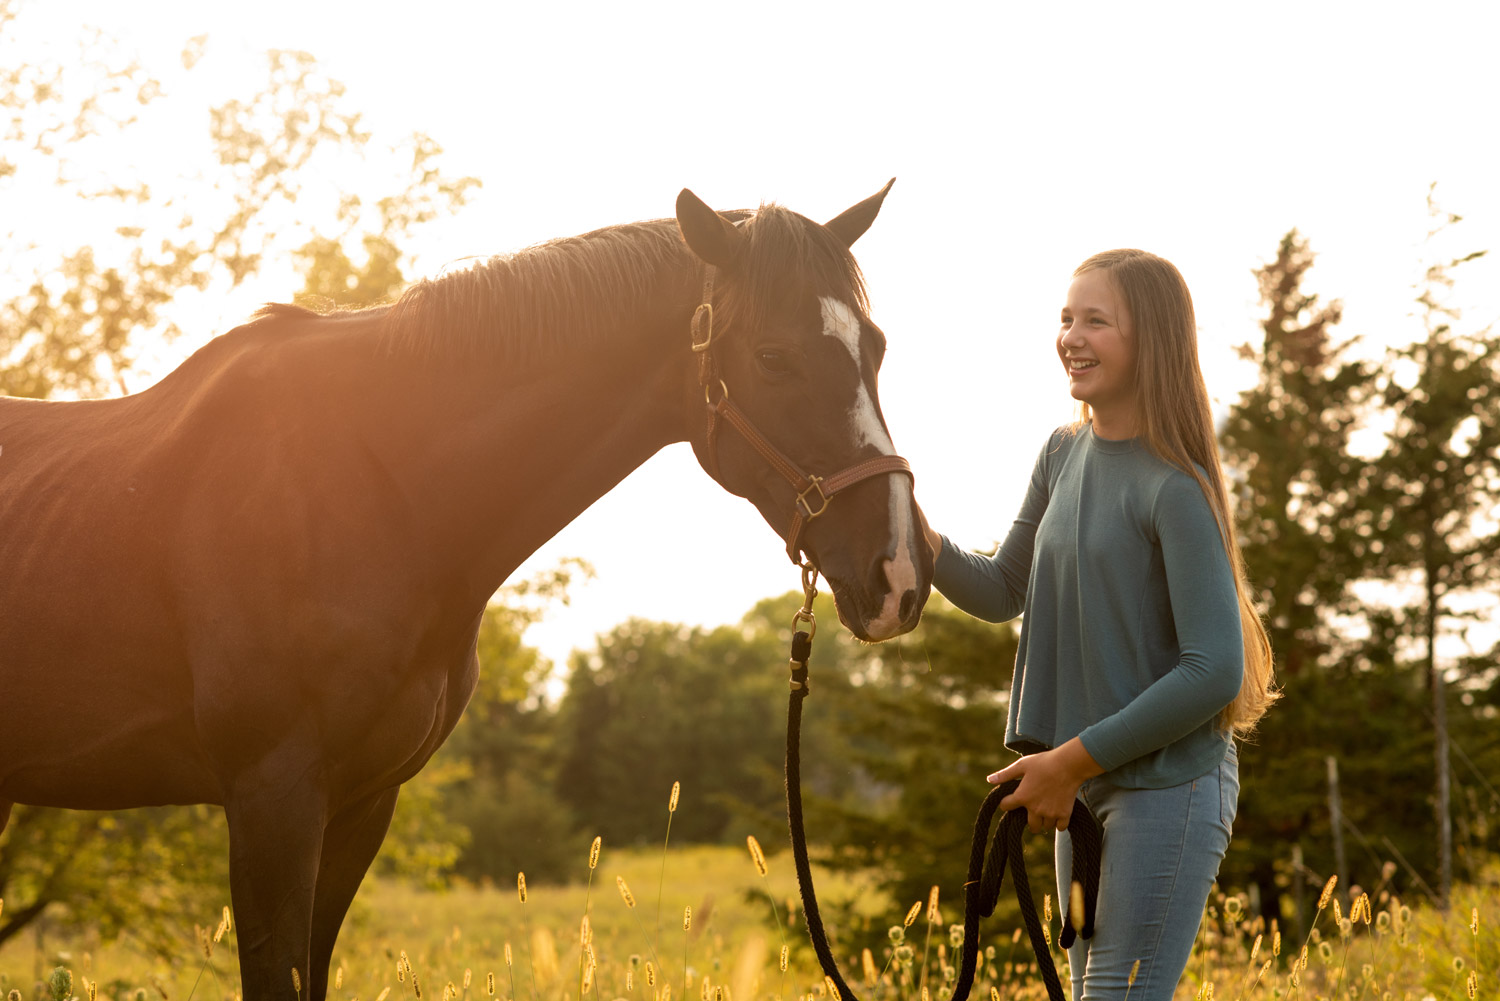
14, 0, 1500, 674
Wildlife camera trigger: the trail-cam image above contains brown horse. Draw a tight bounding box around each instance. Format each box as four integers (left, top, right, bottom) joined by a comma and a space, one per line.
0, 183, 930, 998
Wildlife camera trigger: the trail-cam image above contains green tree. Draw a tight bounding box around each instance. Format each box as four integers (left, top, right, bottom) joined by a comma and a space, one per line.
1366, 188, 1500, 907
552, 615, 791, 847
1215, 230, 1414, 922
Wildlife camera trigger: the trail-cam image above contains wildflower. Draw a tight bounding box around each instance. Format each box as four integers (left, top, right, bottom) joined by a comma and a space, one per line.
1318, 940, 1332, 963
888, 925, 905, 945
949, 924, 964, 949
747, 836, 768, 877
1224, 896, 1243, 918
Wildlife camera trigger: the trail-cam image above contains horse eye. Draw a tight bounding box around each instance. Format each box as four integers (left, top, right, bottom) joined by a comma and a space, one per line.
757, 350, 793, 376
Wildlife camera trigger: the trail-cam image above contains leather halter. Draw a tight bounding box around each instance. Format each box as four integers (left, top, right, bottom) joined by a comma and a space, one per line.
691, 264, 914, 564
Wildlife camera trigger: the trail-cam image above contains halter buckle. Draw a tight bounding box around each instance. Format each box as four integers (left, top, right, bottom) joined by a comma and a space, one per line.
795, 476, 831, 520
691, 303, 714, 352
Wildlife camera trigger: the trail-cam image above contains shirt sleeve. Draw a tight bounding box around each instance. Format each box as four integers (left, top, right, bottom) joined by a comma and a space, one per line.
930, 433, 1056, 623
1077, 471, 1245, 770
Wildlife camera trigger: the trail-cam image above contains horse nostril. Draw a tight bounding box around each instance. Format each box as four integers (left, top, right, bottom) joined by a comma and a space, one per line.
898, 589, 917, 623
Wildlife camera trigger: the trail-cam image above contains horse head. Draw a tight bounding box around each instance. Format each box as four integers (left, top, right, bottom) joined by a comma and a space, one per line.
675, 181, 931, 642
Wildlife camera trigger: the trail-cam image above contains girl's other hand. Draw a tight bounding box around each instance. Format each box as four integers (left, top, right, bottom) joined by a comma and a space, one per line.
988, 738, 1104, 833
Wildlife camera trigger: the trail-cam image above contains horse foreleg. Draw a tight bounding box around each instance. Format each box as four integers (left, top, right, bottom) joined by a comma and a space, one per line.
307, 786, 400, 1001
224, 753, 330, 1001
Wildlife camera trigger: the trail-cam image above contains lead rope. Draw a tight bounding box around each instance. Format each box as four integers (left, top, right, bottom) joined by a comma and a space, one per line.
784, 566, 1102, 1001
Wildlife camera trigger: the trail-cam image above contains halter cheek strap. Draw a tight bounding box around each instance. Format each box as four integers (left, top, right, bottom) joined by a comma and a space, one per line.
691, 265, 914, 564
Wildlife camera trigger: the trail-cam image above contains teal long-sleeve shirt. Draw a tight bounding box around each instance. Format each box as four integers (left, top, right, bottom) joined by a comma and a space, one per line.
933, 425, 1243, 788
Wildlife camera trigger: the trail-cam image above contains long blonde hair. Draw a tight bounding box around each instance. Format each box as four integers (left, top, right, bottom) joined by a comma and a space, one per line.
1073, 249, 1277, 735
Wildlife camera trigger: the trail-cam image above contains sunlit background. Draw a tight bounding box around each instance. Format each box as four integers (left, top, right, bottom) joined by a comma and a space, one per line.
9, 0, 1499, 674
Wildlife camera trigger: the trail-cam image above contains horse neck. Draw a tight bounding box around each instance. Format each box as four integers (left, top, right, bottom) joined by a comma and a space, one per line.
370, 277, 698, 605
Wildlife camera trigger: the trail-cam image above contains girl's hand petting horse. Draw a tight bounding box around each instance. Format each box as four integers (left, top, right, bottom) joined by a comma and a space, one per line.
988, 737, 1104, 834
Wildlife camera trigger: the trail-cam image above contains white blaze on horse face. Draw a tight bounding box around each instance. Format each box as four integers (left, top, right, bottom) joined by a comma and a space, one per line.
818, 297, 919, 639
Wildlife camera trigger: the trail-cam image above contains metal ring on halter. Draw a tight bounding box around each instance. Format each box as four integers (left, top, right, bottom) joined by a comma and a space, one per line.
704, 379, 729, 405
792, 607, 817, 639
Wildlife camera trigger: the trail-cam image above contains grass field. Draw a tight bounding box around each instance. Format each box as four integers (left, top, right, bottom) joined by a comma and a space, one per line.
1, 841, 1494, 1000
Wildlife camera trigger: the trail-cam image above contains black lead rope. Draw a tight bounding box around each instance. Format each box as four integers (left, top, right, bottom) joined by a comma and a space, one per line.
785, 627, 1103, 1001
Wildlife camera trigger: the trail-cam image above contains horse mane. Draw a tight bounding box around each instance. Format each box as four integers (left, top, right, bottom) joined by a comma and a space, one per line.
264, 204, 871, 365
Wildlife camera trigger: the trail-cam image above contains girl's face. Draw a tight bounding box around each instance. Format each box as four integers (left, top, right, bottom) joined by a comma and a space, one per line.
1057, 269, 1139, 434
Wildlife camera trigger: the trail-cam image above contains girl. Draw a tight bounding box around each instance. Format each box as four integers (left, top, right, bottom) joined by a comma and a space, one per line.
923, 249, 1275, 999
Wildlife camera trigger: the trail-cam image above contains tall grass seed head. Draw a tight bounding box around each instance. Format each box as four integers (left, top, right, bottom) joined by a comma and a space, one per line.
1471, 906, 1479, 936
684, 905, 692, 931
747, 835, 768, 877
1043, 893, 1052, 924
904, 901, 922, 927
780, 946, 788, 973
618, 876, 637, 908
505, 942, 514, 967
1467, 969, 1478, 999
1070, 881, 1085, 932
487, 972, 495, 996
927, 886, 940, 924
670, 781, 681, 813
1317, 875, 1337, 910
590, 836, 602, 869
291, 967, 302, 993
646, 961, 656, 987
518, 872, 528, 903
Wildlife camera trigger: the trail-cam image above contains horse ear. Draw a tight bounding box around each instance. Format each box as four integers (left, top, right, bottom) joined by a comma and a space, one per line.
824, 177, 896, 248
676, 188, 746, 268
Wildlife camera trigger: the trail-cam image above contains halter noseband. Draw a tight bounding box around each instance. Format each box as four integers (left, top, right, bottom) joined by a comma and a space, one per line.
691, 265, 914, 564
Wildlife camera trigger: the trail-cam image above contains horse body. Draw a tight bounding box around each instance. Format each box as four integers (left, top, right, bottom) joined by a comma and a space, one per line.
0, 187, 929, 998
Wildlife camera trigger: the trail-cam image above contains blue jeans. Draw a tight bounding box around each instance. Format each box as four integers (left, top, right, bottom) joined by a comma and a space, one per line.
1054, 743, 1239, 1000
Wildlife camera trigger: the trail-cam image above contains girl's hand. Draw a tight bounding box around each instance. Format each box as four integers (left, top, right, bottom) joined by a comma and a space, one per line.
988, 738, 1104, 834
914, 503, 942, 565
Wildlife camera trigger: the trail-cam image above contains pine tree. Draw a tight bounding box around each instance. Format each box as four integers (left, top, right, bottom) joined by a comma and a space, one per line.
1366, 187, 1500, 907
